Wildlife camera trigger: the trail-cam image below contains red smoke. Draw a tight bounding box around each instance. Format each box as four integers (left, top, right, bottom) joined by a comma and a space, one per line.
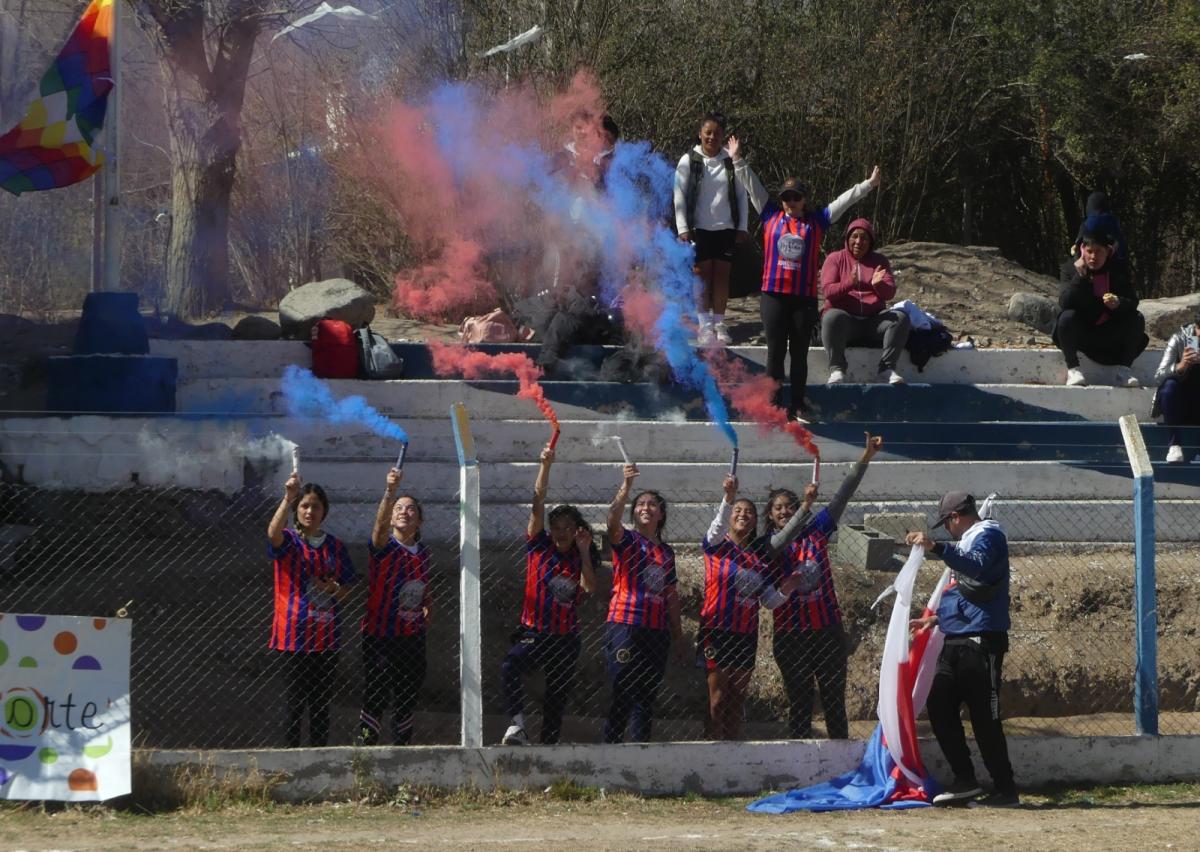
394, 237, 496, 320
428, 341, 561, 438
707, 351, 820, 459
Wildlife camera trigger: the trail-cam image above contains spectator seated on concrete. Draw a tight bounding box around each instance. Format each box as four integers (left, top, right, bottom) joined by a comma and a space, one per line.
513, 286, 623, 375
819, 218, 910, 385
1154, 313, 1200, 463
1054, 216, 1148, 388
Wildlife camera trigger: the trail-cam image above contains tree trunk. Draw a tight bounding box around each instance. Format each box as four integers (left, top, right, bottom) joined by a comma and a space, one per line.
156, 18, 258, 318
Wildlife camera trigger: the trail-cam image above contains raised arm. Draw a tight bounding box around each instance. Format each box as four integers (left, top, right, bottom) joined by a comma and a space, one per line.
705, 474, 737, 544
728, 136, 770, 214
528, 444, 554, 539
826, 433, 883, 523
1155, 332, 1190, 386
826, 166, 879, 224
607, 463, 639, 545
268, 472, 300, 548
371, 468, 401, 550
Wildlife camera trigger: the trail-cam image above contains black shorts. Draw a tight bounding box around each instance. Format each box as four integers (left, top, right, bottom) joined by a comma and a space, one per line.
691, 228, 736, 264
697, 628, 757, 672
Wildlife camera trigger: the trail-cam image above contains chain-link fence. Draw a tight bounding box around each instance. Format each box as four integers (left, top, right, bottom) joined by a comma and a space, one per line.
2, 471, 1197, 748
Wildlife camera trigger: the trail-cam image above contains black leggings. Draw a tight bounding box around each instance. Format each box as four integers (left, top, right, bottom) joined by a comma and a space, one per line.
281, 651, 336, 748
359, 633, 427, 745
500, 627, 581, 744
760, 292, 819, 415
772, 627, 849, 739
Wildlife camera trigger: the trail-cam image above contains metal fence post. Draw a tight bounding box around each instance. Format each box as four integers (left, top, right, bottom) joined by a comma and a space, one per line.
452, 403, 483, 747
1118, 413, 1158, 735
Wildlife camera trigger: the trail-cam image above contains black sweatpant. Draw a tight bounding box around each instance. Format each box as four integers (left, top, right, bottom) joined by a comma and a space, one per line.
1054, 309, 1149, 368
501, 627, 581, 744
761, 292, 819, 417
772, 627, 849, 739
603, 623, 671, 743
281, 651, 336, 748
359, 633, 427, 745
926, 634, 1016, 793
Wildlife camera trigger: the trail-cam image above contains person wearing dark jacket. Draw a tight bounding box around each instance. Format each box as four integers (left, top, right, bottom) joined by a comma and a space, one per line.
907, 492, 1017, 809
819, 218, 910, 385
1154, 315, 1200, 463
1054, 216, 1148, 387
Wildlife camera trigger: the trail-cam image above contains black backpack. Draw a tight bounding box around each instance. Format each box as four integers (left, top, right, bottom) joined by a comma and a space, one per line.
355, 326, 405, 380
684, 149, 739, 234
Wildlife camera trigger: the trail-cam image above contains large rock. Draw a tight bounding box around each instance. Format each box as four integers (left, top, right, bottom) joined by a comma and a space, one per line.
232, 315, 282, 340
1139, 293, 1200, 341
278, 278, 375, 339
1007, 291, 1059, 335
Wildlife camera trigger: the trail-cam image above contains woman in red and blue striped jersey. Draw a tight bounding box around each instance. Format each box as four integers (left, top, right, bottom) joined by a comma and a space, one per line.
603, 463, 686, 743
698, 473, 813, 740
727, 134, 879, 421
267, 472, 356, 748
501, 443, 598, 746
768, 433, 883, 739
356, 466, 431, 746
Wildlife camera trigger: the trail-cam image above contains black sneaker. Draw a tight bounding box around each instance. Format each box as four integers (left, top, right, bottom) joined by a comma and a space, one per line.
968, 789, 1021, 809
932, 779, 983, 805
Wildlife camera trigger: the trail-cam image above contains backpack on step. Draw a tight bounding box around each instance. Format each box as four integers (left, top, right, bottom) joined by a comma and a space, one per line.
355, 326, 405, 379
311, 319, 358, 379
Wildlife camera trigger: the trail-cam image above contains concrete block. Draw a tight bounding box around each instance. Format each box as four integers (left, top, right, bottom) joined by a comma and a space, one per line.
836, 524, 895, 570
863, 512, 926, 543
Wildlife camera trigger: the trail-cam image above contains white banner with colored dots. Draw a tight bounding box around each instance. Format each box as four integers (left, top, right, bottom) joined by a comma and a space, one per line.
0, 613, 131, 801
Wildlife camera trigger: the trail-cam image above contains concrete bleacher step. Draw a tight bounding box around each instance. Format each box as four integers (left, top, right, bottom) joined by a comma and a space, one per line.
306, 498, 1200, 545
300, 459, 1200, 503
177, 376, 1157, 424
150, 340, 1165, 387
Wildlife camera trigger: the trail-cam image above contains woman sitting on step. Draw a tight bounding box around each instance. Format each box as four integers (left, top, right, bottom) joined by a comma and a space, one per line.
1154, 312, 1200, 463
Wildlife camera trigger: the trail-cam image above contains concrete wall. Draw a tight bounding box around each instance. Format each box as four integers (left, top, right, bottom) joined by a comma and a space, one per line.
145, 735, 1200, 801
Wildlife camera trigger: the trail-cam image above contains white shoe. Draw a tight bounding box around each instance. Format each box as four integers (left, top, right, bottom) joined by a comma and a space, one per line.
696, 323, 715, 346
827, 368, 845, 385
880, 369, 906, 385
1065, 368, 1087, 387
1116, 368, 1140, 388
712, 321, 731, 344
1166, 445, 1185, 464
501, 725, 528, 745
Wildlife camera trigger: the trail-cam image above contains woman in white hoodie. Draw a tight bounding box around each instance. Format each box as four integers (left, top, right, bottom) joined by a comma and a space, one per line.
673, 112, 749, 345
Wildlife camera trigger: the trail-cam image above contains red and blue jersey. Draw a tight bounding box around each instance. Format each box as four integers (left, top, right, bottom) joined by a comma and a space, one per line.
607, 529, 677, 631
362, 537, 432, 638
268, 528, 356, 652
761, 202, 832, 298
520, 530, 584, 635
771, 509, 843, 632
701, 536, 774, 635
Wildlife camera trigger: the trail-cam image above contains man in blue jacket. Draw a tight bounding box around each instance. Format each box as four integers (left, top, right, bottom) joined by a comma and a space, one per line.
907, 492, 1018, 808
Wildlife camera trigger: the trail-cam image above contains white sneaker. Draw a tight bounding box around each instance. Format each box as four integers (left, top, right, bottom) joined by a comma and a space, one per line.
1065, 368, 1087, 387
713, 321, 731, 344
827, 368, 845, 385
696, 323, 715, 346
881, 369, 906, 385
1116, 368, 1140, 388
1166, 444, 1185, 464
501, 725, 528, 745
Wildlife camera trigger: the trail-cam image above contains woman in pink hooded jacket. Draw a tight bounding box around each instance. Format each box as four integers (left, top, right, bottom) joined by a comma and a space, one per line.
819, 219, 910, 385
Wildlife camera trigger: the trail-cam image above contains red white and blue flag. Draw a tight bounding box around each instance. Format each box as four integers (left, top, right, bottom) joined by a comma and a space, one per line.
749, 547, 951, 813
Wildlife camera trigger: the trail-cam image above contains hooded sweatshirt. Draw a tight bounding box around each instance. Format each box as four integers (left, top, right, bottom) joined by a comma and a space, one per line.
819, 218, 896, 316
673, 145, 749, 234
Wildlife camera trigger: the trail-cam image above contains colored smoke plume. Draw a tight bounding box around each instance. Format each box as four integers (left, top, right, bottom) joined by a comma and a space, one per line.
428, 341, 560, 437
280, 365, 409, 442
706, 352, 820, 458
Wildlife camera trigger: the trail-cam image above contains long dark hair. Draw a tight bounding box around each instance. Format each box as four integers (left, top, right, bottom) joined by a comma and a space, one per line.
762, 487, 799, 536
292, 483, 330, 529
549, 503, 600, 563
630, 489, 668, 538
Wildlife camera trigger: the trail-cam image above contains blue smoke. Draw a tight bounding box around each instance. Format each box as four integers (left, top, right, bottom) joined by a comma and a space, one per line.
281, 365, 409, 442
418, 81, 737, 446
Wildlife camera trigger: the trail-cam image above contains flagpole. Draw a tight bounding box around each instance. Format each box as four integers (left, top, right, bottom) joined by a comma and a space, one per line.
101, 0, 121, 291
91, 167, 102, 292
